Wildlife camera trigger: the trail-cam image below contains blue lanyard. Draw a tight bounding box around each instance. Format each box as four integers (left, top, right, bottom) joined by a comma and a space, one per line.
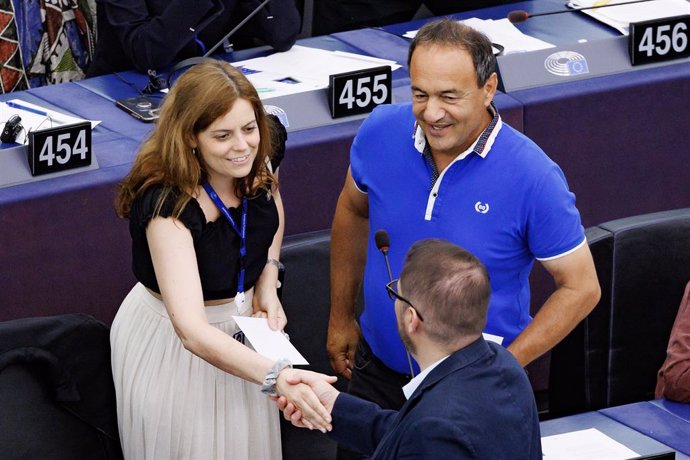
202, 183, 248, 295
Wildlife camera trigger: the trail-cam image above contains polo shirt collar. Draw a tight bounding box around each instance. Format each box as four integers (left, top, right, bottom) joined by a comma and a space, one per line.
412, 102, 502, 160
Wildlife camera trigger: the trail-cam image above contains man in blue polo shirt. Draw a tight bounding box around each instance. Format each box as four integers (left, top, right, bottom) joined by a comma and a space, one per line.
328, 18, 600, 459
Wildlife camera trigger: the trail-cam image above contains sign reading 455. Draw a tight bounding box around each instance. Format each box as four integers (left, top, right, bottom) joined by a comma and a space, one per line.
328, 65, 392, 118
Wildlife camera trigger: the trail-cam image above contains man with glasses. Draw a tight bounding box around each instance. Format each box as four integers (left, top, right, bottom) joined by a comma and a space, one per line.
278, 239, 542, 459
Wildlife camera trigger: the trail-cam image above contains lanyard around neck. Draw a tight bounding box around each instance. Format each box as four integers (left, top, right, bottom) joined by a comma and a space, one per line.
202, 183, 248, 295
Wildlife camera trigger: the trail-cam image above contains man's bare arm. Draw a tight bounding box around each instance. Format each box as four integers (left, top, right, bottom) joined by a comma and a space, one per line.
328, 168, 369, 379
507, 243, 601, 366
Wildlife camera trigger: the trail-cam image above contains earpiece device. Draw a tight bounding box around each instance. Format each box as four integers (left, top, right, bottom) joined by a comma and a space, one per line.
1, 115, 23, 143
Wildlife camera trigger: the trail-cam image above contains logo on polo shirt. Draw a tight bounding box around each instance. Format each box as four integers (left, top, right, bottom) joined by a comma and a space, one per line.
474, 202, 490, 214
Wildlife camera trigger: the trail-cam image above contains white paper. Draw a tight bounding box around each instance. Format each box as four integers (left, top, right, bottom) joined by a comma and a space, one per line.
542, 428, 640, 459
232, 45, 401, 99
404, 18, 555, 54
232, 316, 309, 365
568, 0, 690, 35
1, 99, 100, 144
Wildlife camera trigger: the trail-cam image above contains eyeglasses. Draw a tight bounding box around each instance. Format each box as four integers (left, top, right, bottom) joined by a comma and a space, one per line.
385, 279, 424, 321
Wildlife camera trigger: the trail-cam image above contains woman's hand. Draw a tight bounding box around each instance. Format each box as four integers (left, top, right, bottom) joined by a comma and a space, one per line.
253, 270, 286, 331
275, 369, 338, 432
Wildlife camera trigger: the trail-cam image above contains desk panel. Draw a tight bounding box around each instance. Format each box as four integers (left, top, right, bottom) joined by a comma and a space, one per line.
0, 162, 134, 325
651, 399, 690, 422
512, 61, 690, 229
2, 1, 687, 356
541, 410, 685, 459
601, 401, 690, 455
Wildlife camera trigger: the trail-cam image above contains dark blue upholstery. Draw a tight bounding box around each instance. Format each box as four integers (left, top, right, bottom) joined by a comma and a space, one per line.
548, 225, 613, 417
549, 208, 690, 417
279, 230, 340, 460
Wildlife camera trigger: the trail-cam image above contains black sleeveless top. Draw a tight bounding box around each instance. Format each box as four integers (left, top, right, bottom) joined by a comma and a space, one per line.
129, 185, 279, 300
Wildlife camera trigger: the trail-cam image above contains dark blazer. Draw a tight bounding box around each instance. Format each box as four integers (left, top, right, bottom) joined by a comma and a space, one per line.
88, 0, 300, 76
329, 339, 542, 459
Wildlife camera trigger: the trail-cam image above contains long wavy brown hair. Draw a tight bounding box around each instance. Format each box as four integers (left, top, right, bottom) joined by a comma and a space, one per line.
115, 59, 276, 219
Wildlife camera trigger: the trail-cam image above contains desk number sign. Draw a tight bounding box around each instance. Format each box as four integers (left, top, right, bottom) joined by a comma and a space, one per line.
27, 121, 92, 176
328, 65, 392, 118
629, 15, 690, 66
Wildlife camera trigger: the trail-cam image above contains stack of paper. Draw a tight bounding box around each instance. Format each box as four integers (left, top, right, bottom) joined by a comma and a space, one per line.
0, 100, 98, 145
403, 18, 555, 55
232, 45, 401, 99
568, 0, 690, 35
542, 428, 640, 459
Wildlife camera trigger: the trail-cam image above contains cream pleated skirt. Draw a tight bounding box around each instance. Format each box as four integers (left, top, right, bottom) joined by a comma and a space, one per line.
111, 283, 282, 460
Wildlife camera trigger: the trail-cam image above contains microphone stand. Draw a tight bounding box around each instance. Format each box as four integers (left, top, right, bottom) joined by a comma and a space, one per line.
376, 232, 416, 378
166, 0, 272, 87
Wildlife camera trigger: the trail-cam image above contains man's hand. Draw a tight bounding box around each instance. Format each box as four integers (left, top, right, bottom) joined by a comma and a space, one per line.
327, 318, 361, 380
275, 369, 337, 432
276, 369, 340, 429
329, 169, 369, 380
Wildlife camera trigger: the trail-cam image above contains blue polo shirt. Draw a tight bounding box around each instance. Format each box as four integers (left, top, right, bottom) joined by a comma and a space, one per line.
352, 103, 585, 374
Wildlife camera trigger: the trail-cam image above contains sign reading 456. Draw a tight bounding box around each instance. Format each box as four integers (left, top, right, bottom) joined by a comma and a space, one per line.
27, 121, 92, 176
629, 15, 690, 66
328, 65, 392, 118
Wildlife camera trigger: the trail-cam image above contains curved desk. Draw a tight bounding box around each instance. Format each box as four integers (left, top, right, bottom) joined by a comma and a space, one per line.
1, 2, 688, 343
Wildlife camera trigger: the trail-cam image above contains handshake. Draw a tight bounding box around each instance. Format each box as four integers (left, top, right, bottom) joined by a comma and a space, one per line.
272, 368, 341, 433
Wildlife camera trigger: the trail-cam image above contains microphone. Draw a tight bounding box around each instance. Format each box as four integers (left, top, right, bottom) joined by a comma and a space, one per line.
508, 0, 653, 24
374, 229, 417, 378
375, 229, 394, 282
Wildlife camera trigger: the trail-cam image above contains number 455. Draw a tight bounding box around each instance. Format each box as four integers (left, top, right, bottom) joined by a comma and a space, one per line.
339, 75, 389, 109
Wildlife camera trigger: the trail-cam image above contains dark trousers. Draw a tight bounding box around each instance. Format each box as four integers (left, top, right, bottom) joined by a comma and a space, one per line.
336, 338, 412, 460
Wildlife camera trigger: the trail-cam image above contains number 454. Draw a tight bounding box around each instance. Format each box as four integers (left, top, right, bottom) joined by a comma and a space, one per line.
39, 131, 88, 166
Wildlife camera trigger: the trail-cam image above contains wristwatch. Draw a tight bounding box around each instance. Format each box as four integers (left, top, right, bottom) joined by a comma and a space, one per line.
261, 358, 292, 396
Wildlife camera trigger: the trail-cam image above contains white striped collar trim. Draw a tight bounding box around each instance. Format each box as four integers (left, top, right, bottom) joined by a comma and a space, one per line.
412, 106, 502, 160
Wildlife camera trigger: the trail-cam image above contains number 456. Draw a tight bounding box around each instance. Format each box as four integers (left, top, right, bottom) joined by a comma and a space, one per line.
639, 22, 688, 57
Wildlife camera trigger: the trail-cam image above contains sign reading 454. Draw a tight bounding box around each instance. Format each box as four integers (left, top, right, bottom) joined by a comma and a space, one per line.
27, 121, 92, 176
328, 66, 392, 118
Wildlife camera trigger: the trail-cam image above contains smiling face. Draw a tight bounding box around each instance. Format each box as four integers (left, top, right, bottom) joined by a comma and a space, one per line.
410, 44, 496, 161
192, 98, 259, 185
